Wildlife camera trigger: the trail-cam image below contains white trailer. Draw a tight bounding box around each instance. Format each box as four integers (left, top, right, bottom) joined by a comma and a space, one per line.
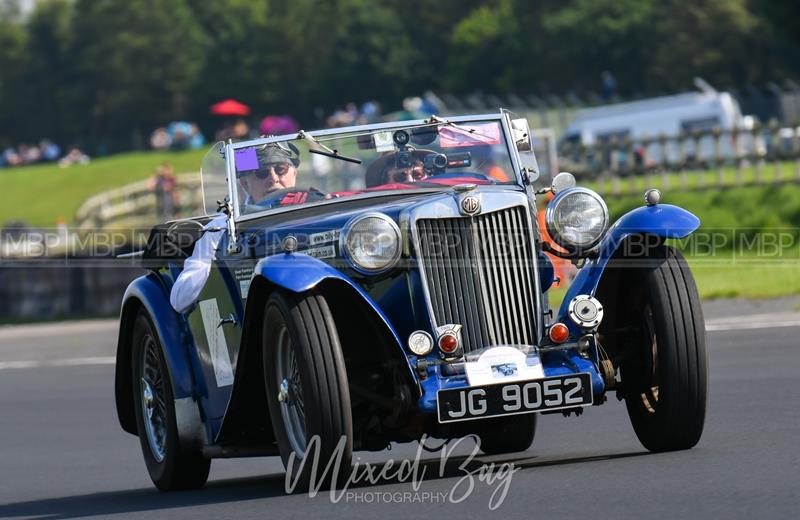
560, 80, 758, 166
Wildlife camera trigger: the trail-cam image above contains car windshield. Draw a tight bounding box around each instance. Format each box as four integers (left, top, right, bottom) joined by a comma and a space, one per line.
220, 118, 519, 218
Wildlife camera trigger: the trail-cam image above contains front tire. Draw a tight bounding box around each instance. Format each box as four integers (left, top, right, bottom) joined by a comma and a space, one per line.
131, 312, 210, 490
263, 291, 353, 490
622, 245, 708, 452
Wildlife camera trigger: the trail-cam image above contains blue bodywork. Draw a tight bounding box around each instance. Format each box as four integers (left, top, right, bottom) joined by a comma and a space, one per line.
557, 203, 700, 323
253, 252, 416, 384
117, 189, 700, 443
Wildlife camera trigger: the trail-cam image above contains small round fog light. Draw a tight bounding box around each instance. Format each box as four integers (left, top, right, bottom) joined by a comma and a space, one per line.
408, 331, 434, 356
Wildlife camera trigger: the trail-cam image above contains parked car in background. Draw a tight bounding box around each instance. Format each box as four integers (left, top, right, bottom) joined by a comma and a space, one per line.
115, 112, 708, 491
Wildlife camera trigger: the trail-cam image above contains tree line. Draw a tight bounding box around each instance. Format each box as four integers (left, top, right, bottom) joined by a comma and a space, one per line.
0, 0, 797, 154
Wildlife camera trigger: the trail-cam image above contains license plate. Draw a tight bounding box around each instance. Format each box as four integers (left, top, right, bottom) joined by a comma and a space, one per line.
436, 373, 593, 423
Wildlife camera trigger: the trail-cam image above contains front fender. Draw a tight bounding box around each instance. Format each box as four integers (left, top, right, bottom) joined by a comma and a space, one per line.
557, 203, 700, 319
115, 272, 199, 435
251, 253, 416, 384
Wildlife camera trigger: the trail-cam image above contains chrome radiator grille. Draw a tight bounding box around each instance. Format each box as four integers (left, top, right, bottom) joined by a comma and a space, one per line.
416, 205, 539, 353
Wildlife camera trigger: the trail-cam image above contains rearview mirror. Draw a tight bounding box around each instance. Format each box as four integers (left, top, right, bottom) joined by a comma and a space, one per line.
511, 118, 533, 152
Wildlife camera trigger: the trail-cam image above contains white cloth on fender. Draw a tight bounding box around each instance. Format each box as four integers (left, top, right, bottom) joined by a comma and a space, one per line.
169, 214, 228, 313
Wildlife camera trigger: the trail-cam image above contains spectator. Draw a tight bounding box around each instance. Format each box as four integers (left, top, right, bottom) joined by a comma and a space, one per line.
188, 124, 205, 149
151, 123, 205, 151
40, 139, 61, 161
150, 127, 171, 150
358, 101, 382, 124
151, 162, 178, 219
19, 144, 41, 164
215, 119, 250, 141
2, 145, 22, 167
326, 103, 360, 127
601, 70, 617, 101
58, 148, 90, 168
1, 139, 63, 167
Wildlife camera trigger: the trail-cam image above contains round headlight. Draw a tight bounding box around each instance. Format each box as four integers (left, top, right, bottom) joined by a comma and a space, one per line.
341, 213, 401, 273
545, 188, 608, 251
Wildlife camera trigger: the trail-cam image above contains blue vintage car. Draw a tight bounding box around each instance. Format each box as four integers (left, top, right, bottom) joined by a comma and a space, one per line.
114, 112, 707, 490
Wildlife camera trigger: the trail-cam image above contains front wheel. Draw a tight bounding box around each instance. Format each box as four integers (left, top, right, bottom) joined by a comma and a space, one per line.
131, 312, 210, 490
622, 246, 708, 452
263, 291, 353, 490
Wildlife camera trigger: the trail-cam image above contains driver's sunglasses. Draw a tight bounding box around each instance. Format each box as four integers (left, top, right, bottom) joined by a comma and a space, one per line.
386, 165, 426, 183
242, 163, 292, 179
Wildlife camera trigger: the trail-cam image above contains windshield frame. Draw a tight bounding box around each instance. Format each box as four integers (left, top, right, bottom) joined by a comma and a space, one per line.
223, 112, 525, 223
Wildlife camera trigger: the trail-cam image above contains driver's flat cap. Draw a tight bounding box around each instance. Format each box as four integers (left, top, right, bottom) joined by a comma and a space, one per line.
257, 143, 300, 166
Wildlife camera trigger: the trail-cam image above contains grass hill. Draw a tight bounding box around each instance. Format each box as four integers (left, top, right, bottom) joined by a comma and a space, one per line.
0, 149, 205, 227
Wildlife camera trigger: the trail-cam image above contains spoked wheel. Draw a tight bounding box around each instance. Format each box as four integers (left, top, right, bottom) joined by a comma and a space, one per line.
621, 245, 708, 452
263, 291, 352, 490
474, 413, 537, 455
140, 335, 168, 463
274, 325, 307, 458
131, 312, 210, 490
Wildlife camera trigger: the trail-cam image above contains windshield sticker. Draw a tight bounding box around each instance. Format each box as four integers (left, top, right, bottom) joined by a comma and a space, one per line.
440, 122, 502, 148
234, 148, 259, 172
233, 266, 254, 298
304, 245, 336, 259
309, 229, 341, 245
373, 131, 395, 152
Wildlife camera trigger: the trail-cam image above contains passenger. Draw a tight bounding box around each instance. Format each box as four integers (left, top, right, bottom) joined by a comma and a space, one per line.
381, 156, 428, 184
365, 149, 431, 188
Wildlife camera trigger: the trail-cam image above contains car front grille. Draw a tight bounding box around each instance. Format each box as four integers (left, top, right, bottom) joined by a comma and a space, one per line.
415, 205, 539, 353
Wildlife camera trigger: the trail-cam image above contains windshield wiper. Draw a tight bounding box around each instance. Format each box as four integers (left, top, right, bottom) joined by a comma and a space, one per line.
298, 130, 362, 164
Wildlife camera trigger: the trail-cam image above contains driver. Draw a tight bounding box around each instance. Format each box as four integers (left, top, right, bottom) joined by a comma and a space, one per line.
237, 142, 300, 204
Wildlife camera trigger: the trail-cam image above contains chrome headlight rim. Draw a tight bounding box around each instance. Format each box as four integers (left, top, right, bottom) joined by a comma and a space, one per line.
545, 187, 609, 253
339, 212, 402, 275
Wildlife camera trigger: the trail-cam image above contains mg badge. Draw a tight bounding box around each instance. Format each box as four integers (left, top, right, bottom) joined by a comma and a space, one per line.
460, 195, 481, 216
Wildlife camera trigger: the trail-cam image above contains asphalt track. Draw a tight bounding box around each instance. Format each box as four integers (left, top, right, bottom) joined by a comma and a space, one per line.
0, 306, 798, 520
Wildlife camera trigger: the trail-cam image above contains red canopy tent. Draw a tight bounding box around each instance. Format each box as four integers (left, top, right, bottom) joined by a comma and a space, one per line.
209, 99, 251, 117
